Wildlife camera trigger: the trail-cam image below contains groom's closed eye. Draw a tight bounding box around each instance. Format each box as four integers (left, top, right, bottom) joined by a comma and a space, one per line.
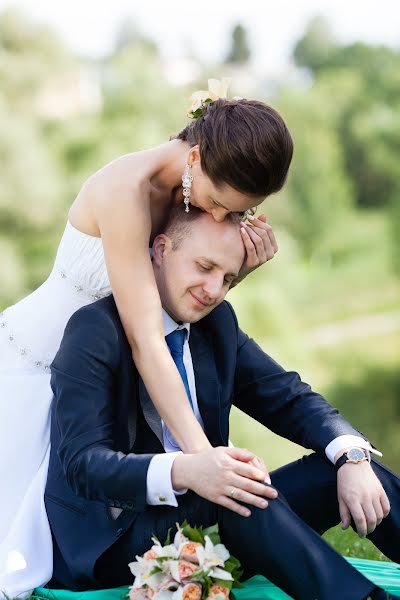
197, 263, 211, 272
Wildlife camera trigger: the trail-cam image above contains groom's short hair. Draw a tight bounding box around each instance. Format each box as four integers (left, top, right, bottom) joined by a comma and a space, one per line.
163, 206, 242, 250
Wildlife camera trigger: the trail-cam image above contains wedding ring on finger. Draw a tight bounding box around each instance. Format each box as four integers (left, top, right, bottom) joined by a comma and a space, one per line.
230, 487, 237, 498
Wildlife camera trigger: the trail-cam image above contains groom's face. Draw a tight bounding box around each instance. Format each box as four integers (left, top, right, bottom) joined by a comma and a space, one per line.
153, 214, 245, 323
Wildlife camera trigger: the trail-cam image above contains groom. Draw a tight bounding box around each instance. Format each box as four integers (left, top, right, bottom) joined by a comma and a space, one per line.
46, 207, 400, 600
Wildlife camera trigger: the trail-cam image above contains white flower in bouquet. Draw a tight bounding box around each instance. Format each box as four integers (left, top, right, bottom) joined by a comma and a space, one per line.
128, 553, 169, 590
173, 527, 189, 550
195, 536, 232, 581
150, 535, 180, 560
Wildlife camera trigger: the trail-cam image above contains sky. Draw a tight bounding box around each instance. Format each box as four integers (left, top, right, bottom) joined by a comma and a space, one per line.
1, 0, 399, 75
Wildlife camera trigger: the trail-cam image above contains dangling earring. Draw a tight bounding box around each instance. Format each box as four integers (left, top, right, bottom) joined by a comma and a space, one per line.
181, 163, 193, 213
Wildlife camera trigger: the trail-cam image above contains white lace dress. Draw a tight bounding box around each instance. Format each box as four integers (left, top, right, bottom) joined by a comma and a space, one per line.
0, 221, 112, 598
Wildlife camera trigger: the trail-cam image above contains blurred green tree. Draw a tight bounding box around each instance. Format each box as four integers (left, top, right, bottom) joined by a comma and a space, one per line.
294, 16, 337, 72
0, 9, 70, 306
277, 83, 354, 262
225, 24, 251, 64
292, 20, 400, 271
0, 8, 70, 114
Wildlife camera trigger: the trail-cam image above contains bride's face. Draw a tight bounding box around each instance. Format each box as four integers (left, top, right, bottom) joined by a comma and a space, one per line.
186, 148, 264, 222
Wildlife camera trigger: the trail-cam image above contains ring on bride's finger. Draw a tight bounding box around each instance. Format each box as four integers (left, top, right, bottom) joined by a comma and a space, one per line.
230, 488, 237, 498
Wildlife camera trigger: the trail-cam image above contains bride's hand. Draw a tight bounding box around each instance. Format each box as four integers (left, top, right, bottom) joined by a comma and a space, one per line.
234, 214, 278, 285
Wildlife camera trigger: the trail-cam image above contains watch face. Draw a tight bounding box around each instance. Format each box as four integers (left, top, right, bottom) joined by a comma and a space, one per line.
347, 448, 365, 461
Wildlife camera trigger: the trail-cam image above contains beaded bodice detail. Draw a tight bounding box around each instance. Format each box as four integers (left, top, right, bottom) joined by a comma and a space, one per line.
0, 221, 112, 371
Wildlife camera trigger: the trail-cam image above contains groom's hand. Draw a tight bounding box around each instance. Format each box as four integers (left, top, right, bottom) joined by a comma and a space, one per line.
336, 459, 391, 538
171, 446, 277, 517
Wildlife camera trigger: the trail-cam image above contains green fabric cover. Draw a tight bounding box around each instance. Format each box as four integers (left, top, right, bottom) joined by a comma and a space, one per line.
33, 558, 400, 599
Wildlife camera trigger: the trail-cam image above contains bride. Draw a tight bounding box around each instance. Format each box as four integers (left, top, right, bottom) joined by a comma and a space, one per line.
0, 79, 293, 597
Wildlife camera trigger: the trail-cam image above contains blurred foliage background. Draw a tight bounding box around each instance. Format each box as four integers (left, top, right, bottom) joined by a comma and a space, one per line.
0, 9, 399, 557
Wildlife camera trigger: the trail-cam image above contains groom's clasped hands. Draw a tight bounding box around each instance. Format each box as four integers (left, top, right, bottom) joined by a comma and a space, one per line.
171, 446, 277, 517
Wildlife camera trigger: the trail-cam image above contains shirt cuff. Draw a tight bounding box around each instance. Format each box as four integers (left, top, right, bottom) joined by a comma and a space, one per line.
146, 452, 188, 507
325, 435, 383, 464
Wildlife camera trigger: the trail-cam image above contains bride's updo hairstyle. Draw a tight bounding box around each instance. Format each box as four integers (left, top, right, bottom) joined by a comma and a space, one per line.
173, 98, 293, 198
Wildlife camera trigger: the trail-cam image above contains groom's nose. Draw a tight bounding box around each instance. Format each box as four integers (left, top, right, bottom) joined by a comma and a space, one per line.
202, 275, 224, 301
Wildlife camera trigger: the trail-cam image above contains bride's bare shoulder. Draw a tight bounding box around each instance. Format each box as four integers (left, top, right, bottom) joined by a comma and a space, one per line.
89, 151, 151, 195
69, 151, 152, 233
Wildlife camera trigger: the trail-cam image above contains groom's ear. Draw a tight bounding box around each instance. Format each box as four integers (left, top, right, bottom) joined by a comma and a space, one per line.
152, 234, 172, 266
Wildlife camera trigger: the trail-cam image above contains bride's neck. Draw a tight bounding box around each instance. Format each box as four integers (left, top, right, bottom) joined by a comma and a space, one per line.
149, 139, 190, 200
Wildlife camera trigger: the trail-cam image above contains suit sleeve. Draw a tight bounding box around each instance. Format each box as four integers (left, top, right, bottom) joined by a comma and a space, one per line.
50, 307, 155, 512
232, 323, 367, 456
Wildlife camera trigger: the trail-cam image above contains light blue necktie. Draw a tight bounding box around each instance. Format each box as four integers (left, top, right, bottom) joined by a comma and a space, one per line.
164, 328, 193, 449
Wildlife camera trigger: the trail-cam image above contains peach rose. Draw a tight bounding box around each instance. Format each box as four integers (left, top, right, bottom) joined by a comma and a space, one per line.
182, 582, 202, 600
179, 559, 199, 580
208, 584, 230, 599
129, 586, 154, 600
143, 549, 158, 560
180, 542, 202, 563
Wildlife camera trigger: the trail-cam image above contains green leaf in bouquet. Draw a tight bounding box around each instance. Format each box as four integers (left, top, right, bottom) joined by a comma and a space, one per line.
164, 527, 172, 546
202, 523, 221, 545
180, 520, 205, 544
187, 568, 206, 580
201, 574, 214, 599
224, 555, 242, 572
149, 566, 163, 575
224, 555, 244, 584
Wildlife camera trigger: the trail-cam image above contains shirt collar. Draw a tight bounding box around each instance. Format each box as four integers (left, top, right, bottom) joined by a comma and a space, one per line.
162, 308, 191, 340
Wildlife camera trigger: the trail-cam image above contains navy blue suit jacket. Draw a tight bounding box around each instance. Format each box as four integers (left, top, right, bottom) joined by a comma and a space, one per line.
46, 296, 364, 589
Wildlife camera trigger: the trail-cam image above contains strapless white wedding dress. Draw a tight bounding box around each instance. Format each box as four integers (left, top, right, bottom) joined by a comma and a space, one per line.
0, 221, 112, 598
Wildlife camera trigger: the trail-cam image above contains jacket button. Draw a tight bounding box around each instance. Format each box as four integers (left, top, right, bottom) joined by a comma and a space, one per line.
116, 528, 124, 537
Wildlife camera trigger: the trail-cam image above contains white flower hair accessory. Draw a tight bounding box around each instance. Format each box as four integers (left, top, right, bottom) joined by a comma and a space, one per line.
187, 78, 232, 119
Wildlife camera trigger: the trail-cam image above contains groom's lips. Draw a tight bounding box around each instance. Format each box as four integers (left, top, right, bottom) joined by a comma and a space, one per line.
189, 291, 210, 308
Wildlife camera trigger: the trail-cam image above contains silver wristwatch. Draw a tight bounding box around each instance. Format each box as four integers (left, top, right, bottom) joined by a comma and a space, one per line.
335, 447, 371, 472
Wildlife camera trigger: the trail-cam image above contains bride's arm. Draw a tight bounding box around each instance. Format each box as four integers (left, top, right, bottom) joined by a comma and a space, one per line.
92, 179, 211, 454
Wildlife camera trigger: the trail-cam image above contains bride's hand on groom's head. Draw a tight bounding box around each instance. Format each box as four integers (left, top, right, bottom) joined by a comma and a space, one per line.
235, 214, 278, 285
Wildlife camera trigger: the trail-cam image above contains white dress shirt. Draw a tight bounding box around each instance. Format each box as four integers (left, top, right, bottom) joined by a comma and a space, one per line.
145, 311, 381, 507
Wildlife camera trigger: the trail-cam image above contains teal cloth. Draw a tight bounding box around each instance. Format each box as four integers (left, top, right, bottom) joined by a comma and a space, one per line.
33, 558, 400, 599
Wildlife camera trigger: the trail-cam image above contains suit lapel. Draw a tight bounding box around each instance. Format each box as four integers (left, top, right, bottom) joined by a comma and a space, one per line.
138, 378, 164, 446
189, 326, 223, 447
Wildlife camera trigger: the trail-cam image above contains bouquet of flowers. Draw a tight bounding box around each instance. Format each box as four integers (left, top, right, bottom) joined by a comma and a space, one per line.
128, 521, 243, 600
